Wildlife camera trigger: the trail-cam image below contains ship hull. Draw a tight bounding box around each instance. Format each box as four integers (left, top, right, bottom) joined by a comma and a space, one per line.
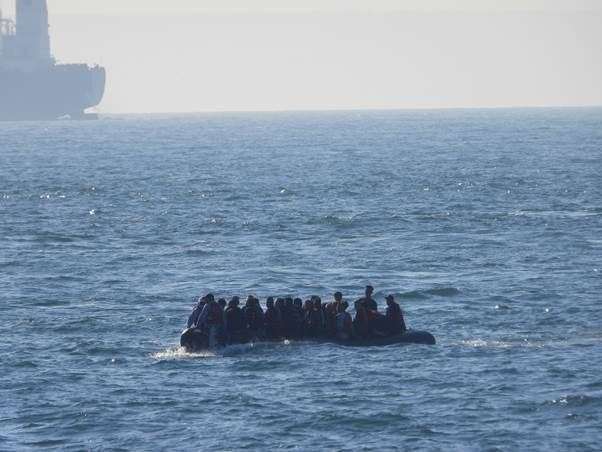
0, 64, 105, 120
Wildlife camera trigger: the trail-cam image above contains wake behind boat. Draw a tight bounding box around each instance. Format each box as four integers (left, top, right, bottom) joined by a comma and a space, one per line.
180, 286, 436, 352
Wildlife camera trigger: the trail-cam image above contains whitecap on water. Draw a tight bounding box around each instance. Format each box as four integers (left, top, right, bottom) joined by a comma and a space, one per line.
153, 339, 295, 360
151, 346, 216, 361
458, 338, 536, 349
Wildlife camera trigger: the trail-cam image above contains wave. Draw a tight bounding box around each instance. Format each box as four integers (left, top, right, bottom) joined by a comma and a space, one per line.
460, 339, 510, 348
151, 340, 294, 361
546, 394, 602, 408
424, 287, 460, 297
398, 290, 429, 300
398, 287, 460, 299
306, 214, 357, 228
509, 209, 601, 219
184, 248, 215, 257
457, 333, 602, 349
151, 346, 216, 361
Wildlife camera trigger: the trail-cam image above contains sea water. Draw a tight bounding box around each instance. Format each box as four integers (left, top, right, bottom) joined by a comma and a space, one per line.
1, 109, 601, 450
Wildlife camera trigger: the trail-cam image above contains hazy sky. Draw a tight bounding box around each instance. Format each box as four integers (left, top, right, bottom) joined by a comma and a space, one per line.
3, 0, 600, 113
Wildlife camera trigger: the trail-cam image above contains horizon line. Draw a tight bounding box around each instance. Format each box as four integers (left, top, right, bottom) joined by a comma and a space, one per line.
96, 104, 602, 116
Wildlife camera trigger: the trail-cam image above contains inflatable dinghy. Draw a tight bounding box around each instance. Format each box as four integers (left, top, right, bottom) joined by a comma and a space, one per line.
180, 328, 435, 352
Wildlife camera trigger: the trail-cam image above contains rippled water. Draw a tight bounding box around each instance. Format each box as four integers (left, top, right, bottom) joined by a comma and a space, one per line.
1, 109, 601, 450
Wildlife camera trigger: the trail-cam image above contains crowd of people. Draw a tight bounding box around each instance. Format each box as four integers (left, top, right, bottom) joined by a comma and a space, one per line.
186, 285, 408, 347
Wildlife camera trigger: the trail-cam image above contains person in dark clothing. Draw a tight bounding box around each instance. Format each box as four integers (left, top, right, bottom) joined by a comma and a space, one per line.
243, 295, 264, 339
187, 295, 207, 328
264, 297, 282, 340
385, 295, 407, 335
216, 298, 228, 343
360, 285, 378, 312
323, 292, 340, 337
292, 298, 305, 338
224, 296, 246, 344
274, 298, 285, 335
282, 297, 295, 338
353, 299, 370, 338
303, 299, 313, 317
335, 301, 353, 340
253, 296, 264, 315
359, 286, 382, 334
305, 296, 326, 338
198, 294, 223, 347
332, 292, 344, 311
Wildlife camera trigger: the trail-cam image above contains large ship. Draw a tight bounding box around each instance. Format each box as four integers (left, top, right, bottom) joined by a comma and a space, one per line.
0, 0, 105, 120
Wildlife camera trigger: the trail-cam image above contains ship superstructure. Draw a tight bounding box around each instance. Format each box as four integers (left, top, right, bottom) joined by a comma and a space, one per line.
0, 0, 105, 120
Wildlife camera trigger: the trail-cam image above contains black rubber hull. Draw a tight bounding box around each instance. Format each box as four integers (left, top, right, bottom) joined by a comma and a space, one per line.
180, 328, 435, 352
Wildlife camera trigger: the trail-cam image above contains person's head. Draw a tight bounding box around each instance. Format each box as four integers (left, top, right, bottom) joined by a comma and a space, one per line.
206, 293, 215, 303
285, 297, 293, 307
218, 298, 227, 309
385, 294, 395, 306
293, 298, 303, 308
231, 296, 240, 306
266, 298, 275, 309
245, 295, 254, 307
365, 286, 374, 297
313, 297, 322, 309
334, 291, 342, 302
275, 298, 285, 308
303, 299, 313, 310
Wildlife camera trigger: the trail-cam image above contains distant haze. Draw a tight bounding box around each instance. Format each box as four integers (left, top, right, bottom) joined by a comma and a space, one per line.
3, 0, 600, 113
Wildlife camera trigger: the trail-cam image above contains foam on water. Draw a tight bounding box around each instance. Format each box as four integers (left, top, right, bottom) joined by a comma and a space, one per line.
151, 346, 217, 361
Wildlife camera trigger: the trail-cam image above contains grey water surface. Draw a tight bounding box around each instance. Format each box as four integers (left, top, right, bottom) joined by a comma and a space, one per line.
1, 109, 601, 451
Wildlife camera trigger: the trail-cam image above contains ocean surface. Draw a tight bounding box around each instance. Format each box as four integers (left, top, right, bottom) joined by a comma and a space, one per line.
1, 108, 601, 451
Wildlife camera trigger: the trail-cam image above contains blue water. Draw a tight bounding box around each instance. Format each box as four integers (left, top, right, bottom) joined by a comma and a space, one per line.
1, 109, 601, 451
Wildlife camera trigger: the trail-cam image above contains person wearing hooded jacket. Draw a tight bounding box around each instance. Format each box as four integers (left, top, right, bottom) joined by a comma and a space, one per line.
198, 294, 223, 348
243, 296, 264, 339
335, 301, 353, 340
353, 299, 370, 338
224, 296, 246, 344
187, 296, 206, 329
305, 296, 326, 337
264, 297, 282, 340
385, 294, 407, 335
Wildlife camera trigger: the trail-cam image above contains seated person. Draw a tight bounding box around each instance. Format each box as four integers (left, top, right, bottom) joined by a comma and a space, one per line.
353, 299, 370, 338
224, 296, 246, 344
291, 298, 305, 338
335, 301, 353, 340
187, 295, 207, 329
264, 297, 282, 340
325, 292, 343, 337
243, 295, 265, 339
305, 296, 326, 338
198, 294, 224, 348
282, 297, 296, 339
360, 285, 378, 313
385, 295, 407, 335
